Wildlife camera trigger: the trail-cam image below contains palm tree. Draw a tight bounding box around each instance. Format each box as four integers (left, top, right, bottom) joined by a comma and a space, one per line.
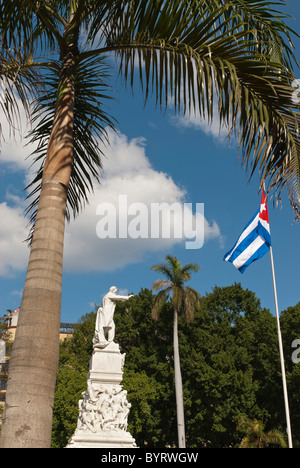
238, 417, 287, 448
1, 0, 300, 448
151, 255, 200, 448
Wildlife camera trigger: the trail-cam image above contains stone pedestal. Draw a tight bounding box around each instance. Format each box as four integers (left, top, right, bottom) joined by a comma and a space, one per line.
66, 342, 136, 448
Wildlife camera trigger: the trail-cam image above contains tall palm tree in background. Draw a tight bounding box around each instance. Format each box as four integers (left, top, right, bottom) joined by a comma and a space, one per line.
151, 255, 200, 448
0, 0, 300, 448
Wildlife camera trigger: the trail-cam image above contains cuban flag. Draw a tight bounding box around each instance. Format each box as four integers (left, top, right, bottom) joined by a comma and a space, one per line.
224, 191, 271, 273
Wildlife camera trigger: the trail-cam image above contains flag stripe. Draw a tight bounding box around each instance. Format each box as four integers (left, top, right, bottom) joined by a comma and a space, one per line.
236, 242, 270, 273
224, 214, 261, 264
224, 211, 259, 262
257, 221, 271, 246
233, 236, 265, 270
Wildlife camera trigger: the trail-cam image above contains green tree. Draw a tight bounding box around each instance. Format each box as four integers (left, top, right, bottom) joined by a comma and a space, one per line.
151, 255, 200, 448
280, 303, 300, 445
237, 417, 287, 448
180, 283, 283, 447
281, 302, 300, 364
1, 0, 300, 448
0, 314, 8, 341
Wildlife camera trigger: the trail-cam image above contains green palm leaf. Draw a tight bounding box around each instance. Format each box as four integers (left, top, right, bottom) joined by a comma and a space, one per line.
0, 52, 36, 131
25, 54, 116, 236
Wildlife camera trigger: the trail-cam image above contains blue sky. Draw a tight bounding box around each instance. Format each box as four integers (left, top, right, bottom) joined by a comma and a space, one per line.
1, 1, 300, 324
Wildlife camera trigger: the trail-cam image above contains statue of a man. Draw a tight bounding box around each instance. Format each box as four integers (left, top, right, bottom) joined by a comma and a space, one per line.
93, 286, 134, 348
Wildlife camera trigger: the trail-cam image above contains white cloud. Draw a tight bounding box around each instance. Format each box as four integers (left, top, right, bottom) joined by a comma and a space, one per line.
166, 66, 230, 141
173, 113, 228, 139
170, 102, 229, 141
63, 129, 222, 272
0, 104, 35, 172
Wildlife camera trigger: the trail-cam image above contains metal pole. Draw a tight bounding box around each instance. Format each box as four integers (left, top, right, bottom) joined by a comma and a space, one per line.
269, 245, 293, 448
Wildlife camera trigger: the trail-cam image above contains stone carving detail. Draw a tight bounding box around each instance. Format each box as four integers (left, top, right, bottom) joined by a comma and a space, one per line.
77, 382, 131, 433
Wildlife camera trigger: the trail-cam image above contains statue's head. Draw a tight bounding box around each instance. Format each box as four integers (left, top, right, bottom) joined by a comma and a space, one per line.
110, 286, 117, 293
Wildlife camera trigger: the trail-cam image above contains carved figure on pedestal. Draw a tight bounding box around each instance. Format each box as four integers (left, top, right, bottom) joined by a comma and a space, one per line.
93, 286, 134, 348
75, 384, 132, 434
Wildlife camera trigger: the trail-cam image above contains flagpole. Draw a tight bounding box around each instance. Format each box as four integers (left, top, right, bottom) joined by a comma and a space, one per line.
269, 244, 293, 448
262, 183, 293, 447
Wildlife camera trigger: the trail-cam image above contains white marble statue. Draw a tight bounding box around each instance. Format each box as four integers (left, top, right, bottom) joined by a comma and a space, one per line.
66, 285, 136, 448
93, 286, 134, 348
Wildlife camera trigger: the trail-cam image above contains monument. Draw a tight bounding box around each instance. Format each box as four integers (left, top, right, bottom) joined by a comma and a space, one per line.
66, 287, 136, 448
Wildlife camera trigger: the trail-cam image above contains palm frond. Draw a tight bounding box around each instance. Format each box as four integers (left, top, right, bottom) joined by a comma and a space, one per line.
165, 255, 183, 284
219, 0, 299, 69
82, 0, 128, 45
152, 279, 173, 291
92, 0, 300, 213
182, 292, 195, 323
151, 287, 171, 320
185, 286, 201, 301
180, 263, 200, 282
183, 286, 201, 322
1, 0, 67, 51
172, 285, 184, 311
25, 54, 116, 237
151, 255, 199, 322
1, 0, 34, 47
0, 48, 40, 139
151, 263, 174, 282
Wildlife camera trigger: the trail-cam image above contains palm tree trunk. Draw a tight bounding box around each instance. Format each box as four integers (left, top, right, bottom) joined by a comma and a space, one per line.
0, 72, 75, 448
173, 307, 186, 448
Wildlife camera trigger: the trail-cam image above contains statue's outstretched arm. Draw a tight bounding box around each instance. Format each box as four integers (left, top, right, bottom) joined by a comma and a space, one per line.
112, 294, 134, 302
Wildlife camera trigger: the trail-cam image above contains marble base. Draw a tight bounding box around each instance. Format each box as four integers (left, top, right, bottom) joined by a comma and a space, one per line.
67, 431, 136, 448
66, 342, 136, 448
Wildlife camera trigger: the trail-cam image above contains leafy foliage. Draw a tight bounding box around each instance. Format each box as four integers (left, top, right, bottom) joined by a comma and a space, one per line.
237, 417, 287, 448
280, 303, 300, 444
